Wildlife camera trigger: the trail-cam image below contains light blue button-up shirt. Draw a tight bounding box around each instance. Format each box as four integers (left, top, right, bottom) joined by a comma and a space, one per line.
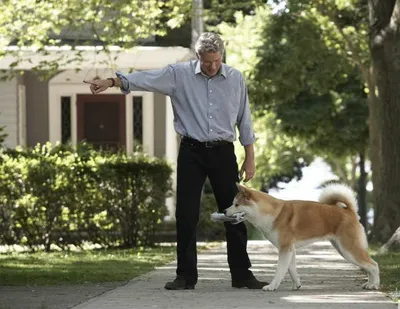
116, 60, 255, 145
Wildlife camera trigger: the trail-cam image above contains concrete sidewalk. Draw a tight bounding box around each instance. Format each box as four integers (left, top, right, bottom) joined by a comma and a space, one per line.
72, 241, 396, 309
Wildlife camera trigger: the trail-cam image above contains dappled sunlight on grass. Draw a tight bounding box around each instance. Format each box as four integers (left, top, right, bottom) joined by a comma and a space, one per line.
0, 246, 176, 286
369, 245, 400, 296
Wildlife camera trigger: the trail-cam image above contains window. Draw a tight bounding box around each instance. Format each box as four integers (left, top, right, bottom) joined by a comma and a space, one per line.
61, 96, 71, 144
133, 96, 143, 146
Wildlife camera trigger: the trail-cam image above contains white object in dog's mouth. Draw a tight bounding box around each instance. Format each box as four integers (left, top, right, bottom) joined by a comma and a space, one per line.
210, 212, 246, 224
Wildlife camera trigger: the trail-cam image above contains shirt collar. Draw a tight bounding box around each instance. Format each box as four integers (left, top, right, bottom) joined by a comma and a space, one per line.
195, 60, 227, 78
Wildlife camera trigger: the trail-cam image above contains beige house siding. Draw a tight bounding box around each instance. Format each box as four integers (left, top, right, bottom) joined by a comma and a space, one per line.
0, 77, 18, 148
24, 71, 49, 146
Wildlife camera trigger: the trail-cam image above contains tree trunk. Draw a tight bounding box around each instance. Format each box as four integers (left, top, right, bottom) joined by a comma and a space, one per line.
369, 0, 400, 242
378, 226, 400, 253
366, 75, 383, 240
357, 152, 368, 230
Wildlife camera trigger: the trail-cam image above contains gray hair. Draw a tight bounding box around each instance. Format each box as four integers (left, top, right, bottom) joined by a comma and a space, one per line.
195, 32, 225, 56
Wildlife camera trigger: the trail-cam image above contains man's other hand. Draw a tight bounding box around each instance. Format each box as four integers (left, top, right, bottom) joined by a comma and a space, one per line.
83, 79, 111, 94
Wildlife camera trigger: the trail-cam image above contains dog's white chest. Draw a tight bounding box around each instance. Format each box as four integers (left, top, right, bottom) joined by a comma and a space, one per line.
253, 214, 275, 231
252, 215, 279, 245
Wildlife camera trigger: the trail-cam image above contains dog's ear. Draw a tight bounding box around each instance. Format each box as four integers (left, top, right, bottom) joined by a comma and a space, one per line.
236, 182, 245, 192
236, 183, 250, 199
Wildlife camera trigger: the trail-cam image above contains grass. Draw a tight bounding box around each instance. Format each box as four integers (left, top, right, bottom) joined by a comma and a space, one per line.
370, 246, 400, 301
0, 245, 177, 286
1, 240, 398, 300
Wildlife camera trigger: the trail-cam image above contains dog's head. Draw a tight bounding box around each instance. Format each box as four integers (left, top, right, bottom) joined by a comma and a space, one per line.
225, 183, 259, 219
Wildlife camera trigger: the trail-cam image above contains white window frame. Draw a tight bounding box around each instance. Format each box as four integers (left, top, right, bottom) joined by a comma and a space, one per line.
17, 85, 27, 146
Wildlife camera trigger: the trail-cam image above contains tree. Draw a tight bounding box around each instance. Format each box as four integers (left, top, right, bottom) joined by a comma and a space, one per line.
258, 0, 400, 242
273, 79, 370, 228
368, 0, 400, 243
204, 0, 266, 26
0, 0, 192, 76
248, 0, 388, 233
250, 113, 313, 192
218, 6, 314, 192
378, 227, 400, 253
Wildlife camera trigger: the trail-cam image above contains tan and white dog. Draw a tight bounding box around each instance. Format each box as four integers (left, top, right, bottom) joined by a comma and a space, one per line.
224, 183, 380, 292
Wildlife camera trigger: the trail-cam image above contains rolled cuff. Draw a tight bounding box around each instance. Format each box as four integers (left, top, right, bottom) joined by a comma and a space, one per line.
239, 133, 256, 146
115, 71, 130, 94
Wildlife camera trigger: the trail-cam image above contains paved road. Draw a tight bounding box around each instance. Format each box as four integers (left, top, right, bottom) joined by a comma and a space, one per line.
72, 240, 396, 309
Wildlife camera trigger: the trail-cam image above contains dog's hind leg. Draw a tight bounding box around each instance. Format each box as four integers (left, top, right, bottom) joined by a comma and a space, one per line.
263, 245, 294, 291
336, 228, 380, 290
330, 239, 346, 259
288, 248, 301, 290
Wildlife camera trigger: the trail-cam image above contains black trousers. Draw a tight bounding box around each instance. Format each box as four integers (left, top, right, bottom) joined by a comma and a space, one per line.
175, 139, 252, 285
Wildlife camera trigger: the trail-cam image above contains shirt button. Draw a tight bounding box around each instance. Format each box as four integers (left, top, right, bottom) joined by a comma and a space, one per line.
209, 116, 212, 119
209, 103, 212, 105
210, 90, 212, 93
210, 129, 213, 132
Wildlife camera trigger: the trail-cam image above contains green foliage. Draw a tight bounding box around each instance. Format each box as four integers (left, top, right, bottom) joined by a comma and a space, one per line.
218, 2, 370, 193
253, 2, 370, 188
0, 0, 192, 76
204, 0, 266, 27
219, 6, 313, 190
275, 76, 369, 156
256, 0, 370, 105
250, 113, 313, 191
254, 9, 350, 107
97, 156, 172, 247
0, 142, 173, 251
0, 0, 191, 48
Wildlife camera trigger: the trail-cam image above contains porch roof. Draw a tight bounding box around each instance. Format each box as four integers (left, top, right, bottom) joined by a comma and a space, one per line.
0, 46, 196, 70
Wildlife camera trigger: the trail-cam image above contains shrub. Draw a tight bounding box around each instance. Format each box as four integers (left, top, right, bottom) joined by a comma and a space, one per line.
0, 143, 172, 250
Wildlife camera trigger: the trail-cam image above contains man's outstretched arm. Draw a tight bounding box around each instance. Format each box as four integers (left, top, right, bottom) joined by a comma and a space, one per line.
84, 65, 176, 96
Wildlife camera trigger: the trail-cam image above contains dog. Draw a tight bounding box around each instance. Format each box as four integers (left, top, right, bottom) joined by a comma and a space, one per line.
224, 183, 380, 291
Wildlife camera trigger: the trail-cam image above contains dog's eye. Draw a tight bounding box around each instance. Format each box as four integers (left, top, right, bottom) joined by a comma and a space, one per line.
235, 203, 239, 207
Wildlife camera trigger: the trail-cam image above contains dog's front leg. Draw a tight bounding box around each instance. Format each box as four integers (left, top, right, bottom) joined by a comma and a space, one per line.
263, 247, 293, 291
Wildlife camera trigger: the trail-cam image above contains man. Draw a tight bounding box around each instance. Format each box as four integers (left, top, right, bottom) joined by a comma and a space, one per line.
84, 32, 266, 290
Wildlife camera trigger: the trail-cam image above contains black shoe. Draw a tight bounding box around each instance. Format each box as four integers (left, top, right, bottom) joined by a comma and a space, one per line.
232, 276, 268, 289
164, 276, 195, 290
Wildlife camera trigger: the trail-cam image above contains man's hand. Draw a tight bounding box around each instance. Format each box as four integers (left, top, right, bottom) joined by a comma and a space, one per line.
83, 79, 111, 94
239, 157, 255, 182
239, 144, 255, 182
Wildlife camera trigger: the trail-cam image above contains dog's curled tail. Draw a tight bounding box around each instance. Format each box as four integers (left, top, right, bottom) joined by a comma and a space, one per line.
318, 183, 358, 214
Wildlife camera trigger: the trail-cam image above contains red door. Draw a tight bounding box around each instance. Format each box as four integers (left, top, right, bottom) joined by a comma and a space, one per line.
77, 94, 126, 151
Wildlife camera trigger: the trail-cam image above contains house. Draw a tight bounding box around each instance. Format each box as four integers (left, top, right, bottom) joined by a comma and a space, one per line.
0, 45, 196, 218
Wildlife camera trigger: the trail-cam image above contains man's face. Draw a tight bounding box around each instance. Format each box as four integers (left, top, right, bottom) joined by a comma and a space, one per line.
199, 52, 222, 77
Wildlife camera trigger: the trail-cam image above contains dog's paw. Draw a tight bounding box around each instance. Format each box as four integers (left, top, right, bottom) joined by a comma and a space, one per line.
362, 282, 379, 290
262, 282, 278, 291
292, 278, 301, 290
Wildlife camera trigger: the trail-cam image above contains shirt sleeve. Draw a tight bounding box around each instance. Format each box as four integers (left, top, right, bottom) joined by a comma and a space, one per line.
115, 65, 176, 96
237, 75, 256, 146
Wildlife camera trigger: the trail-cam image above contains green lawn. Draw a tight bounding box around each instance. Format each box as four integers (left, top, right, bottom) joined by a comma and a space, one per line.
1, 242, 398, 299
0, 246, 176, 286
372, 249, 400, 300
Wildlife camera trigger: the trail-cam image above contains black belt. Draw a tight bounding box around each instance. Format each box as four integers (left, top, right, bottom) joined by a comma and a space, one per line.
181, 136, 232, 148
